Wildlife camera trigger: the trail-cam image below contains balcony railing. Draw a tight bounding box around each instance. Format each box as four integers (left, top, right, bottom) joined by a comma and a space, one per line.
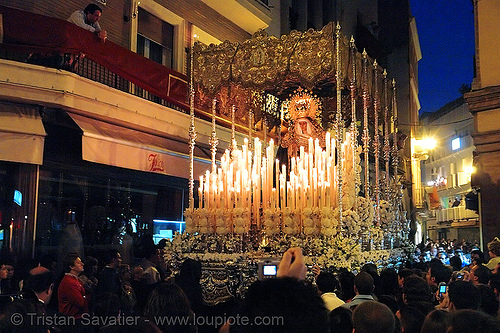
436, 206, 477, 223
0, 5, 189, 114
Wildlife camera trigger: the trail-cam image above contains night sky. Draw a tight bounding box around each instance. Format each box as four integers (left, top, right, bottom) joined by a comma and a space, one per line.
409, 0, 475, 114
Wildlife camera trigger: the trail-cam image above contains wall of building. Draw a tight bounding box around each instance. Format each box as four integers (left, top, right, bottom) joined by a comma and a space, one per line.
476, 0, 500, 88
465, 0, 500, 251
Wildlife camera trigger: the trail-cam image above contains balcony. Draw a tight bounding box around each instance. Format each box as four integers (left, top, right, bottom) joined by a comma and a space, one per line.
0, 5, 265, 179
199, 0, 272, 34
436, 206, 478, 223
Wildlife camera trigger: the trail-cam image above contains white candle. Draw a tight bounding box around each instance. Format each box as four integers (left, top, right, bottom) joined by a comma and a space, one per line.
326, 132, 330, 157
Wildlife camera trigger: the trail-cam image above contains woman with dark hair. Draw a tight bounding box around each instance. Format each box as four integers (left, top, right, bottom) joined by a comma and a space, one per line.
57, 253, 88, 321
144, 282, 196, 333
175, 258, 204, 313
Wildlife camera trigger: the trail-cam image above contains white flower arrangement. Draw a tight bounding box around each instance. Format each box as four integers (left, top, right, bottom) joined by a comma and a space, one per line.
184, 208, 198, 233
334, 208, 361, 235
215, 208, 231, 235
282, 207, 300, 235
302, 207, 318, 235
379, 199, 396, 229
233, 207, 250, 235
320, 206, 338, 236
355, 196, 374, 229
262, 208, 281, 236
167, 231, 408, 274
197, 208, 214, 234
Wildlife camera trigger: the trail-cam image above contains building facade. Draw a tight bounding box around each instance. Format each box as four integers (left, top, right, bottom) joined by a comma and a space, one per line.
0, 0, 279, 260
465, 0, 500, 251
420, 98, 479, 244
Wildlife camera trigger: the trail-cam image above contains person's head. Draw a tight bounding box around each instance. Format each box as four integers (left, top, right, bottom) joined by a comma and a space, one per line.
426, 262, 451, 286
316, 272, 339, 294
143, 246, 161, 265
4, 264, 14, 280
379, 268, 398, 296
477, 284, 499, 316
338, 271, 356, 301
144, 283, 195, 333
487, 237, 500, 258
488, 272, 500, 297
420, 309, 452, 333
62, 253, 84, 275
352, 301, 395, 333
449, 255, 462, 271
131, 265, 144, 281
24, 270, 55, 304
0, 261, 9, 280
397, 268, 415, 288
448, 280, 480, 311
117, 264, 131, 281
354, 271, 374, 296
83, 256, 99, 276
235, 277, 329, 333
103, 249, 122, 268
471, 249, 485, 263
397, 304, 430, 333
84, 3, 102, 24
470, 264, 491, 285
178, 258, 202, 283
158, 238, 168, 249
402, 275, 432, 304
329, 306, 353, 333
448, 309, 500, 333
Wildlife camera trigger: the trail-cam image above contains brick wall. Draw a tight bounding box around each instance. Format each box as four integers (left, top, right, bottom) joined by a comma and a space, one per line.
1, 0, 251, 49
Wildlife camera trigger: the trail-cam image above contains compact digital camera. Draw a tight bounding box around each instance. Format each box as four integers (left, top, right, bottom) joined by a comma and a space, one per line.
257, 258, 280, 280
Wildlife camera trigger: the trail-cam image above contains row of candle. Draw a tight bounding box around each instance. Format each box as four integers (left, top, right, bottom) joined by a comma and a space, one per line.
197, 131, 359, 227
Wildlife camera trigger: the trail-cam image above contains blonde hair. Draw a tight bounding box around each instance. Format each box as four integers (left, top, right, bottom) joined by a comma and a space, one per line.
487, 237, 500, 256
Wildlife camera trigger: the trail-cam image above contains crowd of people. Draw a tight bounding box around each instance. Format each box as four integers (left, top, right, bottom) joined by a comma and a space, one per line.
0, 237, 499, 332
412, 237, 500, 272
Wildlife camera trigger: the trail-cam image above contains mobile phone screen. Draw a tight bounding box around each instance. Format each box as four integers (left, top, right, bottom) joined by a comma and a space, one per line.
439, 285, 447, 293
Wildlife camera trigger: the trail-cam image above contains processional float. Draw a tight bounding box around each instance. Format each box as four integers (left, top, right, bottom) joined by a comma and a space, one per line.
173, 22, 410, 272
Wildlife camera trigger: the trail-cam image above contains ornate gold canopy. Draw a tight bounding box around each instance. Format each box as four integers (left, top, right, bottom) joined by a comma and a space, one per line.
192, 22, 390, 134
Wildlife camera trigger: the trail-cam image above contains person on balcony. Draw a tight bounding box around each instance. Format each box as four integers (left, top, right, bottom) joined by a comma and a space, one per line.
67, 3, 107, 42
486, 237, 500, 270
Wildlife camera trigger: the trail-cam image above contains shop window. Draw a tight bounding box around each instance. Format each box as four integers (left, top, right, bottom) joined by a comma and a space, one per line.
36, 166, 188, 249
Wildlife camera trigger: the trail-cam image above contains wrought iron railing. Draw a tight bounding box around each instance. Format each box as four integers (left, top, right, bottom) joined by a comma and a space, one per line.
0, 49, 188, 114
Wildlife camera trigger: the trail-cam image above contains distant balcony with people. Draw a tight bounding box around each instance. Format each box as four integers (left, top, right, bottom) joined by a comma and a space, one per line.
436, 205, 478, 224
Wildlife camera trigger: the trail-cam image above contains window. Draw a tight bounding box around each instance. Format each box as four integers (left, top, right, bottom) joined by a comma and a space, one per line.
137, 8, 174, 68
452, 137, 461, 150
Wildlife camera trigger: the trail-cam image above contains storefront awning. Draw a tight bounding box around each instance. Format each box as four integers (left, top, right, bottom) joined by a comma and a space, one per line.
68, 113, 210, 179
0, 105, 46, 165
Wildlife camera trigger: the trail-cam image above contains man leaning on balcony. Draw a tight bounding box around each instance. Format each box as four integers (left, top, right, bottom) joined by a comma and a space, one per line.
68, 3, 107, 42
